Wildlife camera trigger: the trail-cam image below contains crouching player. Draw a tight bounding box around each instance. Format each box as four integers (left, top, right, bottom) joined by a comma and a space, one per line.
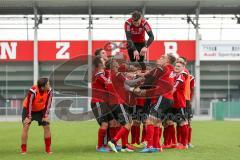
21, 77, 53, 154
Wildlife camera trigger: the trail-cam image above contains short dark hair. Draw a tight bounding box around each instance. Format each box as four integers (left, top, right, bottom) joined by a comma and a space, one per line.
167, 53, 176, 65
93, 56, 104, 68
94, 48, 104, 56
132, 10, 142, 21
37, 77, 49, 89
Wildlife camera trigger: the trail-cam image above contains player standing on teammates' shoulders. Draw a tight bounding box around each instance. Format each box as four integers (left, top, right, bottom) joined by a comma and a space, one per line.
125, 10, 154, 71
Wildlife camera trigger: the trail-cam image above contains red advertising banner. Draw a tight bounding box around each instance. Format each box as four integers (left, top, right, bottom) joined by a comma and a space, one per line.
148, 40, 195, 61
38, 41, 88, 61
0, 41, 33, 61
0, 40, 195, 61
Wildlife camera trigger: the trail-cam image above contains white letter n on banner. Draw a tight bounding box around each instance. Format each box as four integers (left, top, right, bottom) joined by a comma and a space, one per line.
0, 42, 17, 59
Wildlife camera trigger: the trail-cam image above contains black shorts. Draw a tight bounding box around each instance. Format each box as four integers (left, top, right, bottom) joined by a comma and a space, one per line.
170, 108, 187, 124
149, 96, 173, 121
22, 108, 49, 126
128, 42, 146, 70
128, 103, 151, 123
185, 100, 193, 119
109, 104, 130, 125
91, 102, 113, 125
128, 105, 144, 122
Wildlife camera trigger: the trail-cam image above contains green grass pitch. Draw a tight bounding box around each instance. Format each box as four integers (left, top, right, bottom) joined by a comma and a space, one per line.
0, 121, 240, 160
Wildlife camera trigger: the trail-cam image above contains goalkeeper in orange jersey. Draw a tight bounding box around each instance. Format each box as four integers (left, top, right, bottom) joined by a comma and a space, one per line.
20, 77, 53, 154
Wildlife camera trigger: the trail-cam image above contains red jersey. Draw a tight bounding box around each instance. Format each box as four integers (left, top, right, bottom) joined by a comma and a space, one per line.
136, 97, 145, 107
124, 18, 152, 43
107, 70, 125, 105
161, 64, 175, 100
111, 71, 138, 106
91, 70, 109, 103
142, 64, 174, 100
173, 74, 186, 108
23, 85, 53, 118
189, 74, 195, 101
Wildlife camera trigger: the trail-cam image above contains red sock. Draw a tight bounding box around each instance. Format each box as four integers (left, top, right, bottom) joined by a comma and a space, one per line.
153, 127, 162, 148
141, 125, 146, 142
98, 128, 107, 148
167, 126, 171, 145
131, 126, 136, 144
146, 124, 154, 148
163, 126, 170, 145
185, 125, 189, 145
188, 126, 192, 144
158, 127, 162, 148
113, 127, 128, 143
109, 127, 116, 140
135, 125, 140, 144
21, 144, 27, 152
122, 129, 130, 148
116, 127, 121, 135
169, 125, 177, 145
163, 127, 167, 145
44, 137, 51, 153
113, 127, 121, 141
177, 125, 181, 143
180, 125, 188, 146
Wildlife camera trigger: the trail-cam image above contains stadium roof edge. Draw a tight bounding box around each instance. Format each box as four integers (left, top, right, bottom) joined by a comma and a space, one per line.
0, 0, 240, 15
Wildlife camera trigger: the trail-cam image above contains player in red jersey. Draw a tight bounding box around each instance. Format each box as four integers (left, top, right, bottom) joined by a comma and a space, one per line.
94, 48, 121, 150
162, 57, 191, 149
21, 77, 53, 154
125, 10, 154, 71
91, 56, 114, 152
171, 61, 189, 150
133, 54, 176, 153
177, 57, 195, 148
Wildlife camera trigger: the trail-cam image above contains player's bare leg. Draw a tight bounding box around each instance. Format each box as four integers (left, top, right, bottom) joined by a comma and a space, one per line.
21, 123, 30, 154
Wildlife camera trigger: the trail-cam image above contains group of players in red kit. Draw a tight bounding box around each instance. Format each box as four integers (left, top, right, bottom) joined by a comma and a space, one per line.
91, 10, 195, 153
19, 10, 195, 154
92, 49, 195, 153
